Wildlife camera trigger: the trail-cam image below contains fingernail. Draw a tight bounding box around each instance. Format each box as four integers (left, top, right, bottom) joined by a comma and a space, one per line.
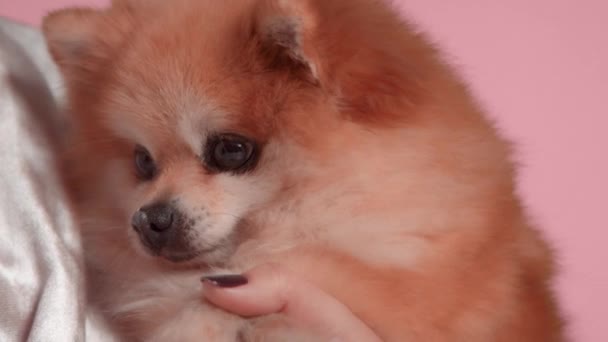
202, 274, 248, 288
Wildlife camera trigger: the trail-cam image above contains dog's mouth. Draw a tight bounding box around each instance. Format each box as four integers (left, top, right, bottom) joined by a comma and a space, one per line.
133, 226, 199, 263
134, 227, 226, 265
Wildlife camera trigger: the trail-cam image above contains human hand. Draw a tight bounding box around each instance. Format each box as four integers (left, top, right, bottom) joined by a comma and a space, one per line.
202, 264, 382, 341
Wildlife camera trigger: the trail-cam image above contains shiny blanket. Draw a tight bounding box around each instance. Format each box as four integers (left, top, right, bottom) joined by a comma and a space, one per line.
0, 18, 114, 341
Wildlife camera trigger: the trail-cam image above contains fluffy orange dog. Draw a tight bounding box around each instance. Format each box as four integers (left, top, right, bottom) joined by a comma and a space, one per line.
43, 0, 563, 340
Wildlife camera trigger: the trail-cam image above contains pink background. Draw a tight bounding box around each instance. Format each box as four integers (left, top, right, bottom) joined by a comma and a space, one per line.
2, 0, 606, 340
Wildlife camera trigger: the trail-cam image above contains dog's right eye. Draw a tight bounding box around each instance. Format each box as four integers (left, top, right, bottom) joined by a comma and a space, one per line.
134, 146, 157, 180
204, 133, 258, 173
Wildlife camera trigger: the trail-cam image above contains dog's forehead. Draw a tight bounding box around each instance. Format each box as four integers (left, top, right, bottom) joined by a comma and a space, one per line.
104, 83, 229, 157
175, 99, 229, 156
104, 69, 280, 161
102, 20, 307, 157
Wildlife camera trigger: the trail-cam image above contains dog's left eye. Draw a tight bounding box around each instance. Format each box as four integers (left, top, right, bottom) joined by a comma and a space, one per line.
205, 134, 257, 173
134, 145, 157, 180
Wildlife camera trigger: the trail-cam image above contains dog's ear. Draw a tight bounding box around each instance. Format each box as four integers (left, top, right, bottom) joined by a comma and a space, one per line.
43, 6, 134, 85
253, 0, 321, 83
43, 8, 104, 69
254, 0, 431, 125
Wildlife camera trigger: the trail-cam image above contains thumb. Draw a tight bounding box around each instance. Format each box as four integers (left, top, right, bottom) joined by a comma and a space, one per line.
202, 264, 381, 341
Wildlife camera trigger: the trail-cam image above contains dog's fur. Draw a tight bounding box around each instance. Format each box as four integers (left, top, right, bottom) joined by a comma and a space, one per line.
43, 0, 564, 340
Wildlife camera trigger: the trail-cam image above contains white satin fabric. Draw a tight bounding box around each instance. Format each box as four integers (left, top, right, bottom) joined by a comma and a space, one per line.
0, 18, 115, 341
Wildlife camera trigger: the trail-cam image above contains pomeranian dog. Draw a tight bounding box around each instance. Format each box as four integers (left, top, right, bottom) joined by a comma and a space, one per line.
43, 0, 563, 340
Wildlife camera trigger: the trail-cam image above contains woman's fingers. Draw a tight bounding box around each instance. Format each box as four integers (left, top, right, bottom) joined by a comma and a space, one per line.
202, 264, 381, 341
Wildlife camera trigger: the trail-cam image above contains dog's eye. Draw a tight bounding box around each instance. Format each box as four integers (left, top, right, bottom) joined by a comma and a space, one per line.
205, 134, 258, 173
134, 145, 157, 180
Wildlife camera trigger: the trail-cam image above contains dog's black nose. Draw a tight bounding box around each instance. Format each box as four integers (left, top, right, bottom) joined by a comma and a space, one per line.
132, 202, 175, 233
132, 203, 177, 253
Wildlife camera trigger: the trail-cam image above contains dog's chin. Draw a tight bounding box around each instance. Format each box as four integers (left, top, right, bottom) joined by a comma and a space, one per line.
157, 249, 202, 263
145, 244, 212, 265
133, 238, 230, 269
